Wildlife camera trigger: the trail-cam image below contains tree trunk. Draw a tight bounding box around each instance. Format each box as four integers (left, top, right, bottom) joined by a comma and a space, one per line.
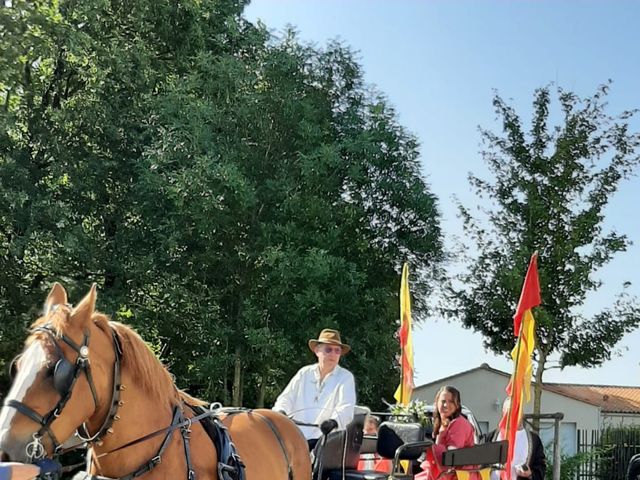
532, 347, 547, 432
239, 367, 244, 406
232, 344, 243, 406
257, 371, 266, 408
222, 338, 230, 405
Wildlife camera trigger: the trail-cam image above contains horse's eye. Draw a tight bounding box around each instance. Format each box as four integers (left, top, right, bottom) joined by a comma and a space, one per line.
45, 362, 55, 377
8, 355, 20, 380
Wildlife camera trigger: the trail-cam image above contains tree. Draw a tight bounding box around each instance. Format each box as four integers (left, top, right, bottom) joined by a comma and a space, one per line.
136, 33, 444, 407
448, 84, 640, 421
0, 0, 443, 407
0, 0, 254, 395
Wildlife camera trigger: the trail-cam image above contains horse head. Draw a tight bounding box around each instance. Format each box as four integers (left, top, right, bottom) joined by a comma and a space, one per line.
0, 283, 120, 463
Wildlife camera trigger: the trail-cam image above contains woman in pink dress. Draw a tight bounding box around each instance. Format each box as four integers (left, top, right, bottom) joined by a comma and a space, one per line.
416, 385, 479, 480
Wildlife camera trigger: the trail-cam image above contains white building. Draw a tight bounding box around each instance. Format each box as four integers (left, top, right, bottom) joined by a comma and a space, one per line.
413, 363, 640, 455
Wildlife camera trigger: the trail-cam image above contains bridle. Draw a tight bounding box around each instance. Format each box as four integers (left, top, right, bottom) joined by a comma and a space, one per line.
4, 319, 123, 461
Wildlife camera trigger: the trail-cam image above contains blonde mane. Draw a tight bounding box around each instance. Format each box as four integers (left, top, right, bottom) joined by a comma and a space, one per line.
30, 307, 203, 409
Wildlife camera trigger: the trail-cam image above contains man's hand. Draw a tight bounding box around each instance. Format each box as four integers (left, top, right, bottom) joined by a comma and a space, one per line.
320, 418, 339, 435
515, 464, 531, 478
0, 462, 41, 480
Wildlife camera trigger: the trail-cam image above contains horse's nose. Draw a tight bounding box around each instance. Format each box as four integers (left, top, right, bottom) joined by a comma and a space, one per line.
0, 429, 10, 460
0, 430, 27, 463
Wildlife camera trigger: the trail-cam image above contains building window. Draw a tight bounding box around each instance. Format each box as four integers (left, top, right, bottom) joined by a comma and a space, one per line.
538, 421, 577, 456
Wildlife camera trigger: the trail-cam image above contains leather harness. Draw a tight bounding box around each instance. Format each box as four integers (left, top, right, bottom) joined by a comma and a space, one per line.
4, 319, 292, 480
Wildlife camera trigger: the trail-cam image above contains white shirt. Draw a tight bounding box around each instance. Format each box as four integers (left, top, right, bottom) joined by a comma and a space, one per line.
273, 364, 356, 440
491, 428, 529, 480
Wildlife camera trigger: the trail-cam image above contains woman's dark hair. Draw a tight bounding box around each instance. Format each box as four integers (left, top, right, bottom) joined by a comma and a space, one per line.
432, 385, 462, 439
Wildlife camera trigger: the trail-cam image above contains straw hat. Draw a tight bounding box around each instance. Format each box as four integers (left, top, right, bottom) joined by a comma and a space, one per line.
308, 329, 351, 355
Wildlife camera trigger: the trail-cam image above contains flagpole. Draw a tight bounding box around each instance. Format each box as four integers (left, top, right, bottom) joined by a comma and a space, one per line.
508, 251, 538, 430
395, 262, 414, 406
503, 252, 540, 480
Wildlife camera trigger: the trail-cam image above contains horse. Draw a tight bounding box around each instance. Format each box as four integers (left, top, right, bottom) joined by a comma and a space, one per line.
0, 283, 312, 480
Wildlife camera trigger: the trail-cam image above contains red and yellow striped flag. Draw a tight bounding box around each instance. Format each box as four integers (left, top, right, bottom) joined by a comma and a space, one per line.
394, 263, 414, 405
499, 253, 541, 479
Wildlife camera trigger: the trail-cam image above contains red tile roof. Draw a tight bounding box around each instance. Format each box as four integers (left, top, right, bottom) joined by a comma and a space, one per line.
543, 384, 640, 414
416, 364, 640, 414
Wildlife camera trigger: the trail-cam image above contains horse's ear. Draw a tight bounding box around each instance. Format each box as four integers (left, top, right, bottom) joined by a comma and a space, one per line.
45, 282, 68, 313
71, 284, 97, 326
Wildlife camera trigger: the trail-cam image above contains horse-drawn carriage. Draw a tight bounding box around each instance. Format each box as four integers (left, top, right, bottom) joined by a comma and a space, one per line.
0, 284, 508, 480
315, 408, 507, 480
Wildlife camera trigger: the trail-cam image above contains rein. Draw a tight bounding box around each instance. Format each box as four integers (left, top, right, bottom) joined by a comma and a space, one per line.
65, 406, 237, 480
84, 406, 197, 480
52, 405, 243, 479
91, 406, 217, 462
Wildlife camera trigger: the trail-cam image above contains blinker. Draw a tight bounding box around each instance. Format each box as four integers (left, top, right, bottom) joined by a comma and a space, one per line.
53, 358, 75, 396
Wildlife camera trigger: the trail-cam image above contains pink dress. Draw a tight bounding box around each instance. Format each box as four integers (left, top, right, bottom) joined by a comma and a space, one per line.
416, 416, 480, 480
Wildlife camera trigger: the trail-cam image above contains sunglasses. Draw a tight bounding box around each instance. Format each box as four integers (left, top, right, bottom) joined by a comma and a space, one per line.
318, 345, 342, 355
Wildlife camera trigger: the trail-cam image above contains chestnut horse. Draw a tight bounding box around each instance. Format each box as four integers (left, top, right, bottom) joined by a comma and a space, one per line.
0, 284, 311, 479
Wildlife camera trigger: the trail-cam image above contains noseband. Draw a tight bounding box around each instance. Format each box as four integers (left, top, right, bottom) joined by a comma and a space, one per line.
4, 322, 124, 460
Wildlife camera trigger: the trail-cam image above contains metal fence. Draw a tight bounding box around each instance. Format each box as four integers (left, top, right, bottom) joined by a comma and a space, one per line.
576, 428, 640, 480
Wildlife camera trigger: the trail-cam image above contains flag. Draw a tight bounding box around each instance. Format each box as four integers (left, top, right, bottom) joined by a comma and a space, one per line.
394, 263, 414, 405
499, 253, 541, 480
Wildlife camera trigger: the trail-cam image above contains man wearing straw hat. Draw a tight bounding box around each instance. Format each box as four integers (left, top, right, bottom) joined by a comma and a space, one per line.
273, 328, 356, 449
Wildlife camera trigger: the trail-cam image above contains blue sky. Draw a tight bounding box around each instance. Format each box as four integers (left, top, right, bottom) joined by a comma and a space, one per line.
245, 0, 640, 387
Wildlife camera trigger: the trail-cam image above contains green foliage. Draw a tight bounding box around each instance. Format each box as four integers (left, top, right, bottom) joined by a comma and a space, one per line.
544, 447, 610, 480
447, 84, 640, 395
597, 426, 640, 479
0, 0, 443, 407
543, 427, 640, 480
390, 399, 432, 428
